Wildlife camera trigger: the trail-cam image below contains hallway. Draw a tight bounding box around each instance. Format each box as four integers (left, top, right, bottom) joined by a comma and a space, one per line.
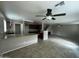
3, 36, 79, 58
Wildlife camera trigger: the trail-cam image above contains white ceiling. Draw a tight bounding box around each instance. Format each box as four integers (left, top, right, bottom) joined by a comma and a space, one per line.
0, 1, 79, 24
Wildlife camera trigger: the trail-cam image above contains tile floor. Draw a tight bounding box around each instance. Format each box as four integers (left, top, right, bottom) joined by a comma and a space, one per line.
3, 36, 79, 58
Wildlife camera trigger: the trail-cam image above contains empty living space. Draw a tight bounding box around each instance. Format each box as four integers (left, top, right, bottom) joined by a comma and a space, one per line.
0, 1, 79, 58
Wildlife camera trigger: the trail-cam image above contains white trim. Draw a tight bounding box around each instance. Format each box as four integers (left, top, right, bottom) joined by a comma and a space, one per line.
21, 24, 23, 35
3, 20, 7, 32
13, 21, 24, 35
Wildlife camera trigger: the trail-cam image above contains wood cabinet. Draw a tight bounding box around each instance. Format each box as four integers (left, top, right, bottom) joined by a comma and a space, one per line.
29, 24, 41, 34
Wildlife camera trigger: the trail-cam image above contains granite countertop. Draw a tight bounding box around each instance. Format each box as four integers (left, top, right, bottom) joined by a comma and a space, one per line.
4, 33, 38, 39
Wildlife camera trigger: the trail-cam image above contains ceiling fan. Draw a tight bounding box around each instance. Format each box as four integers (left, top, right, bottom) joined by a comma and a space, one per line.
36, 9, 66, 20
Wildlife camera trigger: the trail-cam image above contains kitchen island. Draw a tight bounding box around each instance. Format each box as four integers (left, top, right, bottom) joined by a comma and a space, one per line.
0, 34, 38, 56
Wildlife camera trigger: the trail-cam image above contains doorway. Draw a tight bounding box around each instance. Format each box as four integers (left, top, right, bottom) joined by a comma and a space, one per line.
15, 24, 21, 34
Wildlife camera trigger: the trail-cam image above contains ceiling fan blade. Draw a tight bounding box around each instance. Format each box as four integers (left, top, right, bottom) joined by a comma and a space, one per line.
55, 1, 65, 7
52, 18, 56, 20
36, 15, 46, 17
42, 18, 46, 20
52, 13, 66, 16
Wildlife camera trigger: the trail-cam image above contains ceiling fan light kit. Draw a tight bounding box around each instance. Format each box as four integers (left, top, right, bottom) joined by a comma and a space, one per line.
46, 16, 52, 20
36, 7, 66, 21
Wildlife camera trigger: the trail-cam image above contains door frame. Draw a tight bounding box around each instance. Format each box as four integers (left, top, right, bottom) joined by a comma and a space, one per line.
14, 23, 23, 35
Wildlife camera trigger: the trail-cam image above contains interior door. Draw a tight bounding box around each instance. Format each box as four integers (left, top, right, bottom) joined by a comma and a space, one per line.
15, 24, 21, 34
